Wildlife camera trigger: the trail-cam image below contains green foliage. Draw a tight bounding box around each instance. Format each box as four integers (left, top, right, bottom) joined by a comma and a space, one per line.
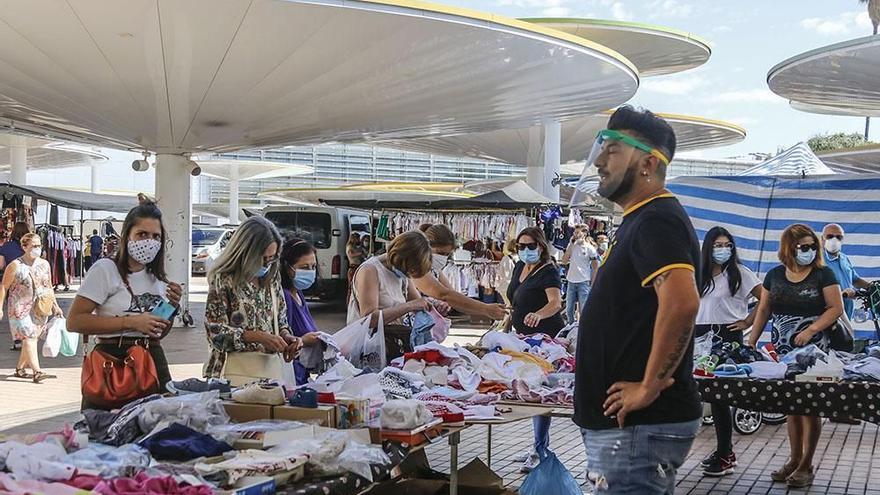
807, 132, 873, 152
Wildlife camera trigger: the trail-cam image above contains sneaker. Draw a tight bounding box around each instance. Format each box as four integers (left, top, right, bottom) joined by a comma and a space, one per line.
700, 451, 737, 468
166, 378, 231, 398
231, 382, 286, 405
520, 452, 541, 473
703, 453, 735, 477
513, 449, 533, 463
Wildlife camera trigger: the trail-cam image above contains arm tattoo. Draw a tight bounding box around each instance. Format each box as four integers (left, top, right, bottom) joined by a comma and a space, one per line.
658, 326, 691, 380
652, 272, 670, 289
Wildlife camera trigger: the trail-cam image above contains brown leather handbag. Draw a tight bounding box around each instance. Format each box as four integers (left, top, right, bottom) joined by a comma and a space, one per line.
81, 340, 159, 409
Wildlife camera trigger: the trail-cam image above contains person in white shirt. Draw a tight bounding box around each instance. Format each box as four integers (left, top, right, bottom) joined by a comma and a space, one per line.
561, 224, 599, 322
695, 226, 762, 477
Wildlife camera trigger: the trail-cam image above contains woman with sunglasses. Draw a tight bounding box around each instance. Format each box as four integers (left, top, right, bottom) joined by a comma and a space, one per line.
748, 224, 843, 488
507, 226, 564, 473
203, 217, 298, 384
695, 227, 762, 477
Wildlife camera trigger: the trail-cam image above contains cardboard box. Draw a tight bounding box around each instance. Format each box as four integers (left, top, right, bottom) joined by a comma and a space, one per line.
223, 402, 273, 423
272, 404, 336, 427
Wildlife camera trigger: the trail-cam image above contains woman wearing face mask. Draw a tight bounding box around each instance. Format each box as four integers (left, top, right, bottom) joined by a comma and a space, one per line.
68, 195, 183, 407
203, 217, 298, 384
410, 224, 504, 320
348, 231, 433, 327
0, 233, 63, 383
507, 227, 564, 473
748, 224, 843, 488
695, 227, 762, 478
280, 238, 323, 385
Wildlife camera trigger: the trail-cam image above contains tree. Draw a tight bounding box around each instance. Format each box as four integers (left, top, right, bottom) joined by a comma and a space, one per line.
807, 132, 873, 152
860, 0, 880, 34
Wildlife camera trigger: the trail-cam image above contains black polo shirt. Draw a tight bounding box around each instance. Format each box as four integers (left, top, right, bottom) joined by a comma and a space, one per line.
574, 194, 702, 430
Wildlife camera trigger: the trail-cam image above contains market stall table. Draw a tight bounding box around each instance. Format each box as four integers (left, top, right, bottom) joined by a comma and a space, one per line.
698, 378, 880, 424
468, 403, 563, 468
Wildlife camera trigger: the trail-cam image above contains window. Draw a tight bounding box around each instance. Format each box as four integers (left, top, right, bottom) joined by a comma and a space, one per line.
192, 228, 226, 247
265, 211, 332, 249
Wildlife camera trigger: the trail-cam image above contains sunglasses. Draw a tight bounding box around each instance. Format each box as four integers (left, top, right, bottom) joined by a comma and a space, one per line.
796, 244, 818, 253
824, 234, 843, 241
517, 242, 538, 251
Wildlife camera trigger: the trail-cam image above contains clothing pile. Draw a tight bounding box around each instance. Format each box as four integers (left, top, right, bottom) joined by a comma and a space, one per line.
0, 391, 392, 494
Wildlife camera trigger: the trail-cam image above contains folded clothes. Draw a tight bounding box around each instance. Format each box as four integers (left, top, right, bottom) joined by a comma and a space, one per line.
713, 364, 752, 377
68, 472, 215, 495
843, 356, 880, 382
499, 350, 555, 373
746, 361, 787, 380
0, 440, 75, 482
477, 381, 509, 394
139, 423, 233, 461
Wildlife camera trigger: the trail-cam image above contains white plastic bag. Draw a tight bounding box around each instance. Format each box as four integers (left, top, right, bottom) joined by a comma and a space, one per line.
380, 400, 434, 430
42, 317, 65, 358
335, 312, 385, 371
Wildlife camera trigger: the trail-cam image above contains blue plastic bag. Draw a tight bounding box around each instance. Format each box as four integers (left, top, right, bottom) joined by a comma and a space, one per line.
519, 452, 581, 495
409, 310, 435, 348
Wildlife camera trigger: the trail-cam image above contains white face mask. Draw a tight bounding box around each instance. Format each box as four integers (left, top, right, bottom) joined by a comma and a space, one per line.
128, 239, 162, 265
29, 247, 41, 259
825, 238, 842, 254
796, 248, 817, 266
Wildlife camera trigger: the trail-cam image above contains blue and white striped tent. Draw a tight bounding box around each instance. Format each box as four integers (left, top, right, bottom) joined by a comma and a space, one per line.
668, 174, 880, 339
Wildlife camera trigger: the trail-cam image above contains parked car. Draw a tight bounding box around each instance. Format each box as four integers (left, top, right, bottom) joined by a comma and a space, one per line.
262, 205, 371, 301
192, 226, 234, 275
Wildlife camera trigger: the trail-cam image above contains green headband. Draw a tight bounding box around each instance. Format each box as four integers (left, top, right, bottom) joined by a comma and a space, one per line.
597, 129, 670, 165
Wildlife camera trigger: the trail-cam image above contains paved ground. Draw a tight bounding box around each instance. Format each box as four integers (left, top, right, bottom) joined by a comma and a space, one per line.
1, 276, 878, 494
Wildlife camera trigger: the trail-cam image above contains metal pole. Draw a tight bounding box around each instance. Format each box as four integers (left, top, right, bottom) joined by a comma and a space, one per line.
866, 117, 871, 141
449, 431, 460, 495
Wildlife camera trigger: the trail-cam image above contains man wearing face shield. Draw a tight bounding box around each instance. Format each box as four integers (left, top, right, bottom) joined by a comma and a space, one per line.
571, 106, 702, 494
822, 223, 870, 319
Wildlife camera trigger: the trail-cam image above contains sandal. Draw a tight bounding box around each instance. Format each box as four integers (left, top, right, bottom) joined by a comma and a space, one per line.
770, 460, 799, 482
787, 468, 815, 488
10, 340, 21, 351
33, 371, 46, 384
13, 368, 28, 379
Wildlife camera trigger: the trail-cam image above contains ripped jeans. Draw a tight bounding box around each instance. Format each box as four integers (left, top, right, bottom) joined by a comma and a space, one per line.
581, 419, 699, 494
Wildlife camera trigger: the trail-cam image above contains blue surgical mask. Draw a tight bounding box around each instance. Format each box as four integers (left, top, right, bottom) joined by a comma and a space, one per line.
519, 248, 540, 264
391, 266, 407, 279
294, 269, 316, 290
712, 247, 732, 265
256, 266, 270, 278
796, 249, 816, 266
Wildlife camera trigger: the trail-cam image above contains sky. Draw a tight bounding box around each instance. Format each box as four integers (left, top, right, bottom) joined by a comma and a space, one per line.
439, 0, 877, 159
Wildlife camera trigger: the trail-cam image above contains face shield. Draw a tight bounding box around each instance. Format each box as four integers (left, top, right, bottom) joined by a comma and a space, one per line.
569, 129, 670, 207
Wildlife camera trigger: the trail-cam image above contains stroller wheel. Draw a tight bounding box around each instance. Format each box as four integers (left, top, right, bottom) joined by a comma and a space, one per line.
181, 310, 195, 328
732, 408, 763, 435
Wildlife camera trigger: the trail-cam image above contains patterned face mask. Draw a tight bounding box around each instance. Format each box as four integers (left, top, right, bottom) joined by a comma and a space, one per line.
128, 239, 161, 265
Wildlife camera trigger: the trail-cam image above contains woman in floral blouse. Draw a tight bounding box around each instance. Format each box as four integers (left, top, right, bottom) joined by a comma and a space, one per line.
203, 217, 300, 382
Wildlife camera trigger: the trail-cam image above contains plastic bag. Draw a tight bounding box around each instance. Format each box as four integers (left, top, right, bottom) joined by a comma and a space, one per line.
410, 310, 434, 348
429, 307, 450, 343
693, 330, 714, 368
481, 330, 528, 352
336, 373, 385, 408
137, 391, 230, 436
336, 312, 386, 371
380, 400, 434, 430
59, 322, 80, 357
270, 431, 390, 482
42, 317, 64, 358
520, 453, 581, 495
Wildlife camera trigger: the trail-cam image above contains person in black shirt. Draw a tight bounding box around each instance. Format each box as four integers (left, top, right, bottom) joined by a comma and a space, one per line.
573, 106, 702, 494
506, 226, 563, 473
747, 224, 843, 489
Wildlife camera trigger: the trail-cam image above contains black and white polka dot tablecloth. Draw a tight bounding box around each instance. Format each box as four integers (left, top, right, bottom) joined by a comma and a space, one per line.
697, 378, 880, 424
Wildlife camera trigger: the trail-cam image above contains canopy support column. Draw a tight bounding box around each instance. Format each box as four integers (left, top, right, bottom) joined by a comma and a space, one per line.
229, 163, 240, 225
155, 154, 192, 324
9, 136, 27, 185
543, 121, 561, 203
526, 126, 544, 195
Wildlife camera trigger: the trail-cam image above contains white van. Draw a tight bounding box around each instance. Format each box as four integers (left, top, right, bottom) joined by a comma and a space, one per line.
262, 205, 371, 301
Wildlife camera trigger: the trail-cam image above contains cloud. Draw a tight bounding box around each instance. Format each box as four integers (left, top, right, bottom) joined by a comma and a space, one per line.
641, 75, 705, 95
648, 0, 693, 18
610, 2, 632, 21
706, 88, 783, 105
801, 11, 872, 36
543, 5, 570, 16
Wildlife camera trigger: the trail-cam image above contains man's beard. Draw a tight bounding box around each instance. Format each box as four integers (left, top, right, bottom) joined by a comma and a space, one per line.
597, 162, 639, 203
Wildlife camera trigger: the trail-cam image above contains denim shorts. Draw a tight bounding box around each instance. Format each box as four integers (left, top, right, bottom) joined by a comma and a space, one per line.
581, 419, 700, 494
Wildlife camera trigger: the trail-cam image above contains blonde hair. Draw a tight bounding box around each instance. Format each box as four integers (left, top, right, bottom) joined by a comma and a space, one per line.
387, 231, 432, 278
20, 233, 40, 248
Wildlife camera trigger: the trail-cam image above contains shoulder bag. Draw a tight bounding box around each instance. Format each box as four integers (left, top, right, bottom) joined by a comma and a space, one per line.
221, 282, 285, 386
28, 264, 56, 318
81, 278, 159, 409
